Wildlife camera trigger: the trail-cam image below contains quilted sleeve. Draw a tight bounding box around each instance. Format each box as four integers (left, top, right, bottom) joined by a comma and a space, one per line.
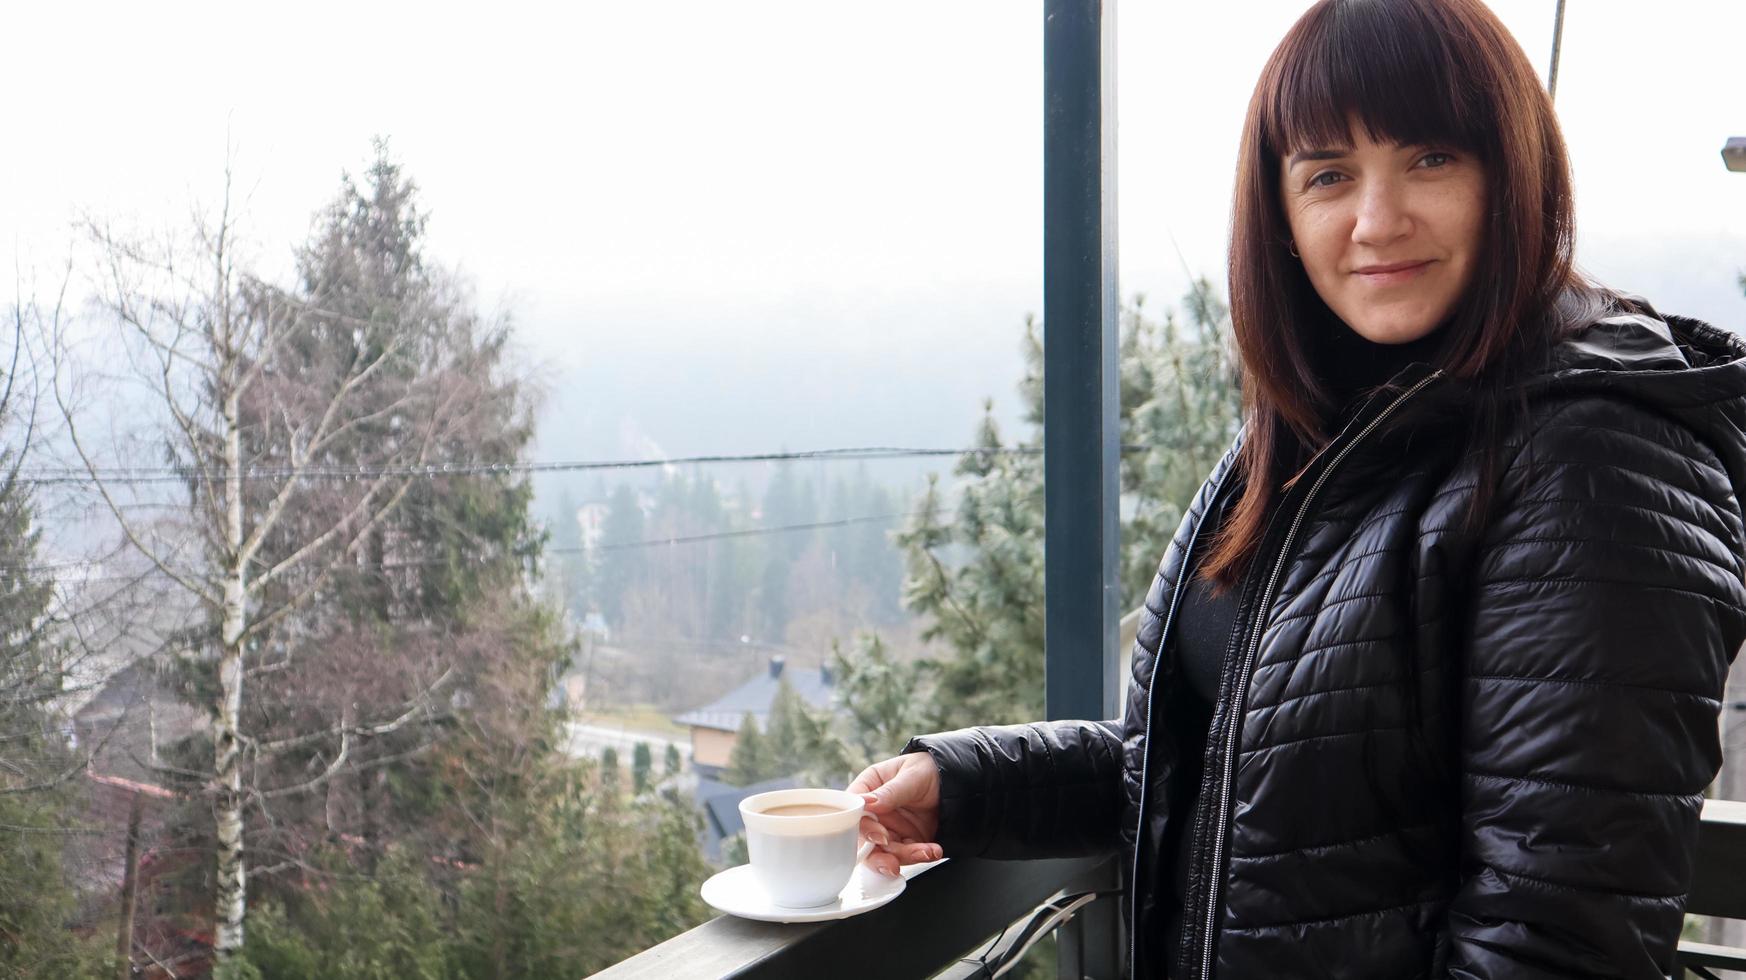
1442, 397, 1746, 979
900, 718, 1124, 859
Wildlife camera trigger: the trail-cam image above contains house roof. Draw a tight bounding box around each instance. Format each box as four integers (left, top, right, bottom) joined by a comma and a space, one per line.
87, 771, 178, 800
672, 655, 835, 733
693, 774, 800, 863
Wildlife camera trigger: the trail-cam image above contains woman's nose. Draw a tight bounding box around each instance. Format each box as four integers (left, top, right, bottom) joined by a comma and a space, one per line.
1351, 180, 1413, 247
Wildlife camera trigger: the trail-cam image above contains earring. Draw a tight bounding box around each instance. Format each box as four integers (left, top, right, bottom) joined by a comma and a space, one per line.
1287, 240, 1300, 258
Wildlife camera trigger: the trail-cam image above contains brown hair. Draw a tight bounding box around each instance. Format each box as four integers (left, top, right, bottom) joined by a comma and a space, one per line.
1198, 0, 1622, 592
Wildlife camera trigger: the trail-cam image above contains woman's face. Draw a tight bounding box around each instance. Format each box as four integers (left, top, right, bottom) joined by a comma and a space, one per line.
1279, 122, 1486, 344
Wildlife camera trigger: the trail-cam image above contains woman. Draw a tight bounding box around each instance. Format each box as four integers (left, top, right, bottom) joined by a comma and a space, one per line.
847, 1, 1746, 977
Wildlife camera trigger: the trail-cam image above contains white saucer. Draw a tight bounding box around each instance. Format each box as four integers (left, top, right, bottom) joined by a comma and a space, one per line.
700, 858, 947, 924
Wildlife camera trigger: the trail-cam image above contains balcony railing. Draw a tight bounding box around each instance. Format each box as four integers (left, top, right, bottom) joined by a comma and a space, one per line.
594, 798, 1744, 979
1684, 798, 1746, 978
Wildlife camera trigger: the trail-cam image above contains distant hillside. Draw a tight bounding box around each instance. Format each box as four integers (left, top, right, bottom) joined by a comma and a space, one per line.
522, 233, 1746, 513
524, 279, 1037, 507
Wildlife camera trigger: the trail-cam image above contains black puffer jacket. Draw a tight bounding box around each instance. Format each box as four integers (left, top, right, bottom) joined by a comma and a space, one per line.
903, 306, 1746, 979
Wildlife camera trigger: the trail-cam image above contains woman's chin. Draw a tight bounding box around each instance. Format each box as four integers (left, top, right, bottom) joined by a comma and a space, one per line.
1335, 307, 1451, 346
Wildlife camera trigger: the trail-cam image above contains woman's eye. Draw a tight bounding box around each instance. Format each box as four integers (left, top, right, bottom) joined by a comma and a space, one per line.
1308, 171, 1343, 189
1420, 151, 1454, 168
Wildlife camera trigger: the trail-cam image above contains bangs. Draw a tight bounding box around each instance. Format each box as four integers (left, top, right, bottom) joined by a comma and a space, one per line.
1261, 0, 1490, 158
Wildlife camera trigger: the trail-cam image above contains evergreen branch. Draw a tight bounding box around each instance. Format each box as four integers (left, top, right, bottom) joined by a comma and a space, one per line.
919, 543, 987, 651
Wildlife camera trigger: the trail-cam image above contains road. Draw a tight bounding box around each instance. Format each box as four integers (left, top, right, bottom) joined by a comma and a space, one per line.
563, 721, 686, 763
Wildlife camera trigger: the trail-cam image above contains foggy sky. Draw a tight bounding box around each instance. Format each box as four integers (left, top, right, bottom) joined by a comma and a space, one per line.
4, 0, 1744, 460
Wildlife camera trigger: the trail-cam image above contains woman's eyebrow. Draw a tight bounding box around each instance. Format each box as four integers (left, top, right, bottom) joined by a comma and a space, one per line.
1287, 148, 1350, 167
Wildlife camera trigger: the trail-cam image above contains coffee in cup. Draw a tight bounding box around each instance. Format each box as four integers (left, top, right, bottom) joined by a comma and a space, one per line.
738, 788, 869, 908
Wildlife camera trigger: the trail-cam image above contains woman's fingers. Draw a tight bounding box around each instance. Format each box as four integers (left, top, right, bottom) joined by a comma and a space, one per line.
861, 842, 941, 878
860, 810, 926, 846
857, 757, 933, 812
846, 756, 904, 798
862, 847, 902, 878
863, 808, 923, 842
848, 755, 942, 872
858, 814, 890, 846
846, 769, 881, 797
883, 840, 943, 864
861, 839, 944, 877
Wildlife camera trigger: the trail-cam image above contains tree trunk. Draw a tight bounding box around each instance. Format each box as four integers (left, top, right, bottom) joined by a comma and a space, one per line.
115, 795, 144, 980
212, 391, 249, 961
359, 768, 380, 875
491, 859, 509, 980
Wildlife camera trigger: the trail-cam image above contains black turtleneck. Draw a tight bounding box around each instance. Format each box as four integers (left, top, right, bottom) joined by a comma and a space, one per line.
1157, 321, 1446, 969
1319, 318, 1448, 420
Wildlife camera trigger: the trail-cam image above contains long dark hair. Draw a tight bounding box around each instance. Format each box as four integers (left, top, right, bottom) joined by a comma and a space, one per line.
1199, 0, 1629, 592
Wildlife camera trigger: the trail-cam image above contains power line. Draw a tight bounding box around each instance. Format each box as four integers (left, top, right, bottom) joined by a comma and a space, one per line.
9, 444, 1073, 488
24, 507, 957, 581
560, 513, 909, 553
371, 512, 924, 570
12, 437, 1111, 577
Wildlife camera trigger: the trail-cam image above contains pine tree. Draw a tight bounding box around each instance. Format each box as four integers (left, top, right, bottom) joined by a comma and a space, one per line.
0, 345, 110, 976
720, 680, 849, 787
828, 634, 938, 766
597, 485, 645, 628
757, 461, 815, 639
724, 713, 771, 787
1118, 286, 1243, 603
893, 287, 1241, 728
632, 741, 653, 794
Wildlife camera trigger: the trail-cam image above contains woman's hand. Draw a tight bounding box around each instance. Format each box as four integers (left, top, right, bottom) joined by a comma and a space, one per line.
846, 752, 943, 877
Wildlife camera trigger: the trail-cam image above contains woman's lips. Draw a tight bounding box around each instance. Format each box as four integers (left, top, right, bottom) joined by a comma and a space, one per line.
1353, 260, 1433, 285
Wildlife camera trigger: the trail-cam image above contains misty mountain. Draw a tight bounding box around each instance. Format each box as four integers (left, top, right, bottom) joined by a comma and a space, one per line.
523, 232, 1746, 518
524, 279, 1039, 511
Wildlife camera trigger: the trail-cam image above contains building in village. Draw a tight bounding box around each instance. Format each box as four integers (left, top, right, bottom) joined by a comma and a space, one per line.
671, 654, 838, 862
671, 654, 835, 779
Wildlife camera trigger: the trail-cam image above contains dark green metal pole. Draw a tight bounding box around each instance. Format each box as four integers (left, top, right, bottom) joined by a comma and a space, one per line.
1044, 1, 1123, 975
1547, 0, 1567, 102
1043, 0, 1120, 732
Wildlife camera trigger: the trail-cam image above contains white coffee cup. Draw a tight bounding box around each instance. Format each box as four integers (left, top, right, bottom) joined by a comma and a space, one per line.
739, 788, 875, 908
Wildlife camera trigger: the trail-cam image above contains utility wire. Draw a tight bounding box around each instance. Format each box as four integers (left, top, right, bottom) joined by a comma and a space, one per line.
557, 512, 908, 553
11, 437, 1127, 576
22, 507, 959, 581
6, 444, 1103, 488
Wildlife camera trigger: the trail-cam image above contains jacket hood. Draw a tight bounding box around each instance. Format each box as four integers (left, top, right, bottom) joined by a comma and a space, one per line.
1524, 301, 1746, 505
1328, 297, 1746, 504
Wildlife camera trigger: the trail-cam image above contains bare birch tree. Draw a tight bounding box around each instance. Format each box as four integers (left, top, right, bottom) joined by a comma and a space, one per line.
46, 164, 495, 962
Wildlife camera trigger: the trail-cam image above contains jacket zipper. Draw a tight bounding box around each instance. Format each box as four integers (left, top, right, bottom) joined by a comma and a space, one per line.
1127, 455, 1234, 977
1194, 369, 1444, 980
